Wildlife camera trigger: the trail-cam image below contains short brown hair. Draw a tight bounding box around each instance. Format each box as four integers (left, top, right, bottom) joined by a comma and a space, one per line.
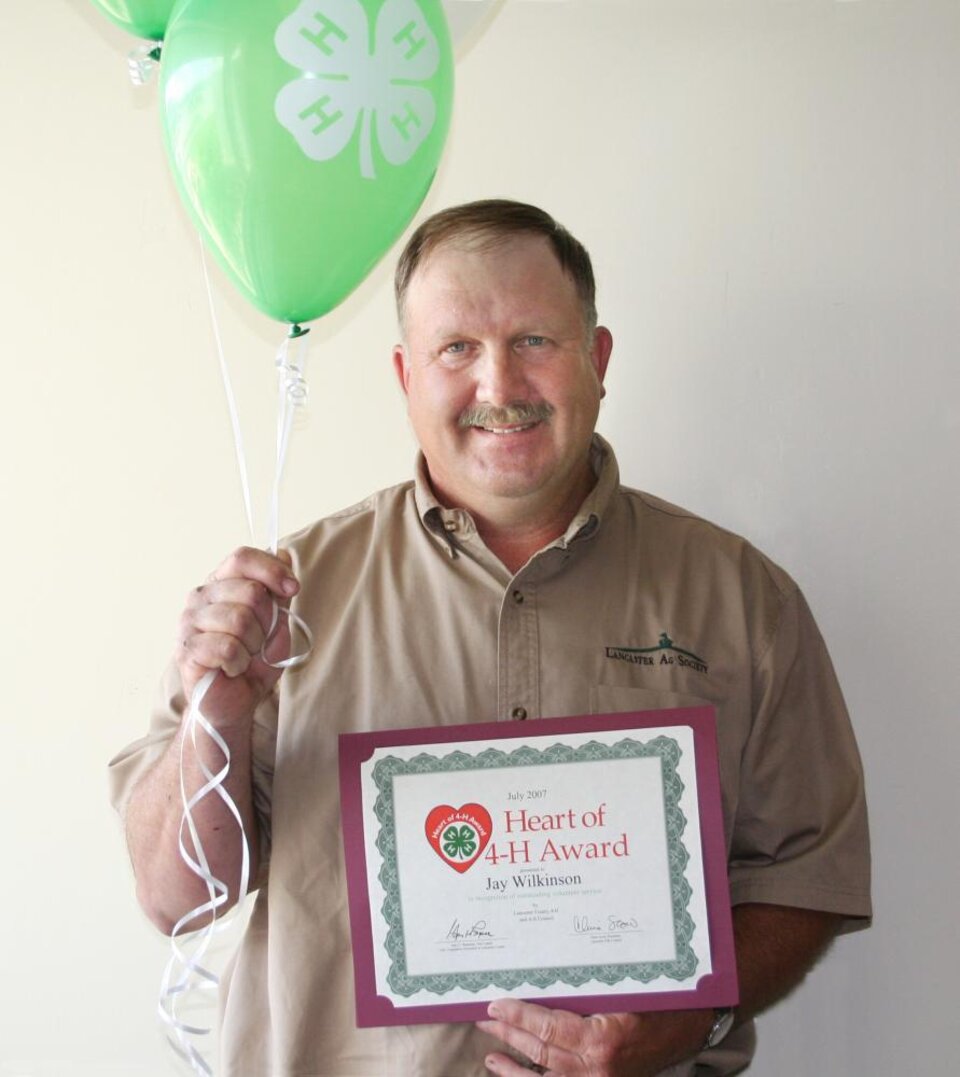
395, 199, 597, 331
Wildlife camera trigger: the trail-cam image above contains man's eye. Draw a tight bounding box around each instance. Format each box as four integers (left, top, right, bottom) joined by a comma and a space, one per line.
443, 341, 467, 355
522, 335, 546, 347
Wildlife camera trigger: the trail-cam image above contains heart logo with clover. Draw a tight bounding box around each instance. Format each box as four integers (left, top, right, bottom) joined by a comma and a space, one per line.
424, 803, 492, 873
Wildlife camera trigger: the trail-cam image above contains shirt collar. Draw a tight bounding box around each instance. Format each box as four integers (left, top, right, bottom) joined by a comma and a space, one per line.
414, 434, 620, 554
555, 433, 619, 548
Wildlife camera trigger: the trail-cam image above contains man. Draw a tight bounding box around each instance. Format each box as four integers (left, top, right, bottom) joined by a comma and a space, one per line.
110, 200, 871, 1076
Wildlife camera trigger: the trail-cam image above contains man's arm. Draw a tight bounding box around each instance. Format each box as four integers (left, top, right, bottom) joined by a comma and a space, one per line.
478, 902, 843, 1077
124, 547, 299, 935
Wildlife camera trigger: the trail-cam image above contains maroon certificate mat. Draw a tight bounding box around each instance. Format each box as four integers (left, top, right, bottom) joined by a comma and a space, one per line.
338, 707, 738, 1027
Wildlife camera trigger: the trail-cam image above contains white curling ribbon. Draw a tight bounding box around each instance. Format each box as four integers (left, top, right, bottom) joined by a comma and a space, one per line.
268, 331, 310, 556
262, 597, 315, 671
128, 43, 161, 86
161, 610, 312, 1073
159, 671, 251, 1075
161, 250, 315, 1075
201, 243, 255, 540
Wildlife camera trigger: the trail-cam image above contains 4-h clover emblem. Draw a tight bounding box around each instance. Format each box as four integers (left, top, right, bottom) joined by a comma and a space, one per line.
425, 803, 492, 874
442, 824, 478, 860
275, 0, 446, 179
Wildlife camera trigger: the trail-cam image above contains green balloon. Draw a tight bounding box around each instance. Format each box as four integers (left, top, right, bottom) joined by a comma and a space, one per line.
89, 0, 175, 40
160, 0, 455, 325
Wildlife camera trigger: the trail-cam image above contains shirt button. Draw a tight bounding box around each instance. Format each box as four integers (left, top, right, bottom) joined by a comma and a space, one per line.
512, 589, 524, 604
512, 706, 528, 721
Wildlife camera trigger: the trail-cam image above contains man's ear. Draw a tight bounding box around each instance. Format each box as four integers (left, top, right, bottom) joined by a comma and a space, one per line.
392, 344, 410, 396
591, 326, 613, 398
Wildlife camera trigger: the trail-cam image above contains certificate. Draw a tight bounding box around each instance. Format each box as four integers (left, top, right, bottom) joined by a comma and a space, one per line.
338, 708, 738, 1027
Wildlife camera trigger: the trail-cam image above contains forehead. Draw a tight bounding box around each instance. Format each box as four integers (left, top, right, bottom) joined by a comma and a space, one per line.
402, 234, 582, 335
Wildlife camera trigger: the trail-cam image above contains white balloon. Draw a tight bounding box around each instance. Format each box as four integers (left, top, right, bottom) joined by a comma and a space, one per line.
442, 0, 505, 56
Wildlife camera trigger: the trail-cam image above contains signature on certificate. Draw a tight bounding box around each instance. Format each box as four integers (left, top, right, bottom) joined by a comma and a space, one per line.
573, 914, 641, 934
446, 919, 496, 942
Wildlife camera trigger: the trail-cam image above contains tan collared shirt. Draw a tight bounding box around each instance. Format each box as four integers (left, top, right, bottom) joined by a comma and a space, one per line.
110, 437, 870, 1076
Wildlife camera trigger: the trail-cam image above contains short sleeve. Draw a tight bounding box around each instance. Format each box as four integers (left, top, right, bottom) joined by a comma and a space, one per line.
728, 588, 872, 926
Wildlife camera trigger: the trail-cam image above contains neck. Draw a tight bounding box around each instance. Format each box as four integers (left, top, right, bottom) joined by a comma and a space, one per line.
470, 468, 596, 575
478, 525, 564, 575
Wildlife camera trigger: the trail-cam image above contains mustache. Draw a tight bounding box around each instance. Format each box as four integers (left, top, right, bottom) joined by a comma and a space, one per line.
458, 401, 555, 428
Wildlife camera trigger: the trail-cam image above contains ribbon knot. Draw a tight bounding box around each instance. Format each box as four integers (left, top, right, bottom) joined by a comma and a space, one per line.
127, 44, 161, 86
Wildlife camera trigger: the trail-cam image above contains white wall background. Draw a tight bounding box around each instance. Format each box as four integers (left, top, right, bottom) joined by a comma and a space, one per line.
1, 0, 957, 1073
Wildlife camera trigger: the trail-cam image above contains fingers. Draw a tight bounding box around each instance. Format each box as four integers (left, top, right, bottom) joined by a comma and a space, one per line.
484, 998, 579, 1047
483, 1053, 548, 1076
483, 1051, 550, 1076
186, 578, 280, 641
176, 547, 300, 694
481, 1004, 656, 1077
207, 546, 299, 599
188, 602, 268, 666
479, 1000, 581, 1075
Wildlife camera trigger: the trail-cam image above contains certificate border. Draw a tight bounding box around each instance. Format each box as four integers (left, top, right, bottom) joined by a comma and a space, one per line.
339, 708, 739, 1027
376, 737, 697, 996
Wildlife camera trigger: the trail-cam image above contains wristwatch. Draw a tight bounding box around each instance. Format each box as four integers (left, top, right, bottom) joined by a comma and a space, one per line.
703, 1007, 735, 1049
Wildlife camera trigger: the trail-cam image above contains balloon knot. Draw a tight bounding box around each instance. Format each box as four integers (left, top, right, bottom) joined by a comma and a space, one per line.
288, 324, 310, 339
128, 42, 162, 86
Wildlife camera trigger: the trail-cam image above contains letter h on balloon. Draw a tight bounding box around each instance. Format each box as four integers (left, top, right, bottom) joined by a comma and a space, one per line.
391, 103, 424, 143
299, 11, 349, 55
393, 18, 429, 60
299, 95, 346, 137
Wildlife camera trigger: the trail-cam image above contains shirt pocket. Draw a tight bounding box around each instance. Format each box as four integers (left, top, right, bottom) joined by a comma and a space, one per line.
593, 682, 713, 716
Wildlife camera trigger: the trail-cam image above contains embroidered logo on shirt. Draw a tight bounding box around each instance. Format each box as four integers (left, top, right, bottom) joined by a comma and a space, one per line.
605, 632, 709, 675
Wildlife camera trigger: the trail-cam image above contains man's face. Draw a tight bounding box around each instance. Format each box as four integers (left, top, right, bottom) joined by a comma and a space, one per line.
393, 234, 612, 525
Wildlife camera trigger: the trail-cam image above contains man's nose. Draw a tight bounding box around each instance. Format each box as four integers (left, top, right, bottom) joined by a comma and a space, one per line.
475, 345, 527, 405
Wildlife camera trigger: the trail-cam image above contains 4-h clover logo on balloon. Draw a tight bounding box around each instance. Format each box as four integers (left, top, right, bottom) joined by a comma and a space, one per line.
425, 804, 492, 873
275, 0, 444, 180
159, 0, 451, 324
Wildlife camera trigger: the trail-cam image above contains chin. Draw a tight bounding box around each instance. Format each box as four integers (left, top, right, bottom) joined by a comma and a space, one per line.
474, 470, 549, 501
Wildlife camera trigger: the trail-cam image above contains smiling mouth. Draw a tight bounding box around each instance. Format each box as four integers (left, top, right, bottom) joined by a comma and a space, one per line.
458, 402, 554, 432
477, 421, 539, 435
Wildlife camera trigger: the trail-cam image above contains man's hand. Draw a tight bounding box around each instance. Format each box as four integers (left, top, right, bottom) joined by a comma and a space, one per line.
177, 545, 300, 722
477, 1000, 712, 1077
126, 546, 299, 933
476, 904, 843, 1076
